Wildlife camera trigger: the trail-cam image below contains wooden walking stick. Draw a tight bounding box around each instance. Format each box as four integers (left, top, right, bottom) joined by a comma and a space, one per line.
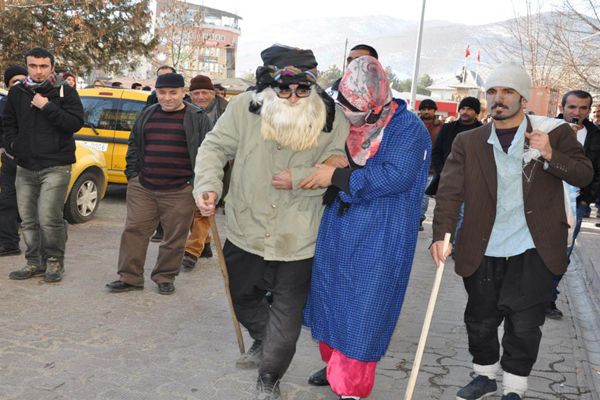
203, 193, 245, 355
404, 232, 451, 400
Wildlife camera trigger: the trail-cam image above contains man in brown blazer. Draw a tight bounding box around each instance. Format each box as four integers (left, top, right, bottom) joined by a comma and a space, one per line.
431, 62, 593, 400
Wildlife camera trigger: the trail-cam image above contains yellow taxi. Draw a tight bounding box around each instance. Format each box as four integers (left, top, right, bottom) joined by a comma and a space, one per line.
0, 88, 108, 223
75, 87, 150, 184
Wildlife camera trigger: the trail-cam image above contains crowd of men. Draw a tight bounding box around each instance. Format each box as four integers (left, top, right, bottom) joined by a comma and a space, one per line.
0, 44, 598, 400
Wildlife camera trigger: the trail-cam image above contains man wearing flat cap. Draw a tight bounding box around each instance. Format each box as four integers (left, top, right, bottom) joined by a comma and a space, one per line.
194, 44, 348, 399
431, 62, 593, 400
180, 74, 230, 270
106, 73, 212, 295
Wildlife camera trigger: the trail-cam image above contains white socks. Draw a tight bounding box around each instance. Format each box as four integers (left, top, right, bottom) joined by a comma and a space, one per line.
472, 363, 528, 396
503, 371, 528, 396
474, 362, 500, 380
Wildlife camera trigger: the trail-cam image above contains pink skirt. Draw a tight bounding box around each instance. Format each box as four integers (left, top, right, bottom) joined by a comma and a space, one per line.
319, 341, 377, 398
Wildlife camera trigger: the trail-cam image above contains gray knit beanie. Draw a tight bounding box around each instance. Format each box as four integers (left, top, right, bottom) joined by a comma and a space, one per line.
484, 62, 532, 101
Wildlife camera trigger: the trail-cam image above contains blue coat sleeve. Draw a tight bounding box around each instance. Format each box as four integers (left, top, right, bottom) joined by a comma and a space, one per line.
339, 113, 430, 204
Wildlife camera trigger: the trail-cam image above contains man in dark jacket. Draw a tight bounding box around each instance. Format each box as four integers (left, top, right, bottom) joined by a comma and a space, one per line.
3, 48, 84, 283
0, 65, 27, 257
546, 89, 600, 319
418, 98, 443, 230
145, 65, 190, 242
106, 73, 212, 295
431, 96, 483, 179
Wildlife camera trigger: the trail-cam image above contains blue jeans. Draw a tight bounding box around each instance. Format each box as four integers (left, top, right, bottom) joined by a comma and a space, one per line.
15, 165, 71, 266
552, 202, 590, 301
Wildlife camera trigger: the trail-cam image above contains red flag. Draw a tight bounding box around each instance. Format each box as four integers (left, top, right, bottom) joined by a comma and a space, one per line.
465, 45, 471, 58
477, 49, 481, 63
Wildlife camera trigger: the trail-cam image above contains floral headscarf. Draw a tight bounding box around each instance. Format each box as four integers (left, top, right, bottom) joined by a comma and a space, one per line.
338, 56, 398, 165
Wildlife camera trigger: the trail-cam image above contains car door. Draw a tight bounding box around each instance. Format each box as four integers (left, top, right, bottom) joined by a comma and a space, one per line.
75, 89, 121, 179
111, 94, 148, 184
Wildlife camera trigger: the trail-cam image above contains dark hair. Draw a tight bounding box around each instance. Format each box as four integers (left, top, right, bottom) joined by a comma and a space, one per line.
24, 47, 55, 67
131, 82, 142, 89
111, 81, 122, 87
350, 44, 378, 59
561, 90, 593, 108
142, 85, 152, 91
156, 65, 176, 75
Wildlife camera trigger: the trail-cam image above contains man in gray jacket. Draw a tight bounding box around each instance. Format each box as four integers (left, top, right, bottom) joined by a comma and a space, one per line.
194, 45, 348, 399
106, 73, 212, 295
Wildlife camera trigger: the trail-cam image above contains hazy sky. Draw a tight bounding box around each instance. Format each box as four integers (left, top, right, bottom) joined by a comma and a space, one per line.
194, 0, 560, 30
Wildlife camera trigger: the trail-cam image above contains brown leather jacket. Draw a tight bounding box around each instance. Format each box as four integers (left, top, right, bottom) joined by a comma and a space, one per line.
433, 116, 593, 277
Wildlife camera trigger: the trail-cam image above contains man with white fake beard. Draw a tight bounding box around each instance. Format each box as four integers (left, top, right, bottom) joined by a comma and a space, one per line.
193, 44, 348, 400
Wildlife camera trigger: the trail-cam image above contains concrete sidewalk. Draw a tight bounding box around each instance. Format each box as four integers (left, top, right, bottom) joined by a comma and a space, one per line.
564, 214, 600, 400
0, 195, 595, 399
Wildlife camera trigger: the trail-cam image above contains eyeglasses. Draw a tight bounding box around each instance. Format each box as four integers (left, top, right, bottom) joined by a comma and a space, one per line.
273, 84, 312, 99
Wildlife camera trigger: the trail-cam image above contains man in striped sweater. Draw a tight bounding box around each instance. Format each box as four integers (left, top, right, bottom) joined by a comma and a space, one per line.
106, 73, 212, 295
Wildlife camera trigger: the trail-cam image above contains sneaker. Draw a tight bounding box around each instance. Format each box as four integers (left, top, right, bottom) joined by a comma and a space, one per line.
9, 264, 46, 280
181, 252, 198, 270
200, 244, 213, 258
501, 394, 521, 400
236, 339, 263, 369
255, 373, 280, 400
545, 302, 563, 319
43, 258, 64, 283
456, 375, 497, 400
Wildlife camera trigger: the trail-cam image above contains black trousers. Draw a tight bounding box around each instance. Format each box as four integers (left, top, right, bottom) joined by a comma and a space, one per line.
223, 240, 312, 377
463, 248, 553, 376
0, 153, 20, 248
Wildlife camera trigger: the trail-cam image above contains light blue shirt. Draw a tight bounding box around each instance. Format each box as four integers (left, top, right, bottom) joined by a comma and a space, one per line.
485, 117, 535, 257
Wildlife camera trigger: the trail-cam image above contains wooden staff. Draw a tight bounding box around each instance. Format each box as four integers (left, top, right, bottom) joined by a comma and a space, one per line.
204, 193, 245, 354
404, 232, 451, 400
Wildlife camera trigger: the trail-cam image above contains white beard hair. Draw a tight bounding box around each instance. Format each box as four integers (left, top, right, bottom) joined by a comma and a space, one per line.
257, 87, 326, 151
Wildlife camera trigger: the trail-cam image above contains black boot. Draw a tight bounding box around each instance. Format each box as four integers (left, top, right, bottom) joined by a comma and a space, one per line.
308, 367, 329, 386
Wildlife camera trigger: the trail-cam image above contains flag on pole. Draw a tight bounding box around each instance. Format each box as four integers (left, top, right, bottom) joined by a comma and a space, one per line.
465, 45, 471, 58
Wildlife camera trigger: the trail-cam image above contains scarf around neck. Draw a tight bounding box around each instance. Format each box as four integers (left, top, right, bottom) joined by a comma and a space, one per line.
24, 72, 58, 91
338, 56, 398, 166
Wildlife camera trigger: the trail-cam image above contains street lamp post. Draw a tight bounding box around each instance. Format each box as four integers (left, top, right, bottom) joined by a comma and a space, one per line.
409, 0, 427, 111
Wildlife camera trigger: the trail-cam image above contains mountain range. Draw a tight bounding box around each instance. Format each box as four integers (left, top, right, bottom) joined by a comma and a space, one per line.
236, 15, 513, 82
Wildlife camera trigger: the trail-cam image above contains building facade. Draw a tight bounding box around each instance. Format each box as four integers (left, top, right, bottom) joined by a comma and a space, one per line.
154, 0, 241, 81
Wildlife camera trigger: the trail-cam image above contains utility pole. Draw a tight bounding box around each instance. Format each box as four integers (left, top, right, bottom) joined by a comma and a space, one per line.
342, 38, 349, 73
409, 0, 426, 111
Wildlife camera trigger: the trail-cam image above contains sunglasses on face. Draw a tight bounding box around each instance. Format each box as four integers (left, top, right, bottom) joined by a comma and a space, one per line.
273, 84, 312, 99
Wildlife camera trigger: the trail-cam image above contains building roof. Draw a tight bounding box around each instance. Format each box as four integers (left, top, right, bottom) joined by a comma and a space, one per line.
428, 69, 485, 91
196, 4, 242, 20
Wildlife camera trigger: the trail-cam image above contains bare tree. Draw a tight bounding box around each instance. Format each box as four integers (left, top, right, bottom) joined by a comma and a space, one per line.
554, 0, 600, 90
153, 0, 207, 80
486, 0, 600, 96
489, 0, 563, 88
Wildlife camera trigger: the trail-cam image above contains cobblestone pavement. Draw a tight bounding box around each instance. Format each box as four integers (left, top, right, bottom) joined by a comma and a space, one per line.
0, 191, 594, 399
